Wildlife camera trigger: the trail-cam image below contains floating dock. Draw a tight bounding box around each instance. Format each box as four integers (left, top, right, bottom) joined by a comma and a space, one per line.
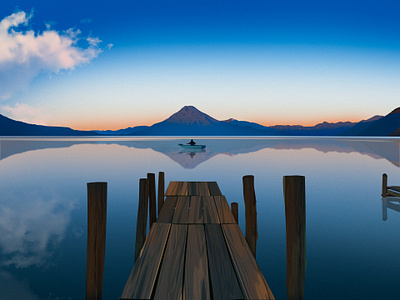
120, 181, 275, 300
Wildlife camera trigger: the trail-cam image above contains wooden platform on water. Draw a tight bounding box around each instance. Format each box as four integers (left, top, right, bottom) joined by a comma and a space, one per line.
387, 186, 400, 197
120, 181, 275, 300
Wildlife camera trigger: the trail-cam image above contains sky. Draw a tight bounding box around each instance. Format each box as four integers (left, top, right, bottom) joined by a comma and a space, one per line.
0, 0, 399, 130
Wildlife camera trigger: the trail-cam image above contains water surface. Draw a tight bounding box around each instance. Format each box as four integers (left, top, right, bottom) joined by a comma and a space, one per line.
0, 137, 399, 299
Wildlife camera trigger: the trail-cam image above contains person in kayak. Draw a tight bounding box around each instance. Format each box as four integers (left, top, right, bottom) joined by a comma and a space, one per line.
188, 139, 196, 146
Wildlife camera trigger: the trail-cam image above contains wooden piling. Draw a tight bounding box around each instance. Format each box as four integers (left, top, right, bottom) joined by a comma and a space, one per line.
231, 202, 239, 224
283, 175, 306, 300
87, 182, 107, 300
382, 173, 388, 197
243, 175, 258, 257
135, 178, 148, 262
148, 173, 157, 228
158, 172, 165, 213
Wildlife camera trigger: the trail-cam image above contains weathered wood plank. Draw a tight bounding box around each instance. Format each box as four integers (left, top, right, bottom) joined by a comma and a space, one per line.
205, 224, 243, 300
188, 196, 204, 224
120, 223, 171, 299
388, 186, 400, 192
208, 182, 222, 196
153, 225, 187, 300
173, 196, 190, 224
176, 181, 189, 195
187, 182, 210, 196
184, 225, 210, 300
157, 196, 178, 223
203, 196, 220, 224
165, 181, 179, 196
222, 224, 275, 300
213, 196, 237, 224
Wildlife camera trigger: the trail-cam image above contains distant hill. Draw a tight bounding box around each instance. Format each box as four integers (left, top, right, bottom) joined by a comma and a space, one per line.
340, 108, 400, 136
0, 114, 98, 136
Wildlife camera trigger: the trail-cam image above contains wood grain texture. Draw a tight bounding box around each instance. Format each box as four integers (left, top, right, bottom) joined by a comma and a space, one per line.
87, 182, 107, 300
185, 225, 210, 300
205, 224, 243, 300
283, 176, 306, 300
165, 181, 179, 196
148, 173, 157, 228
214, 196, 237, 224
158, 172, 165, 213
203, 196, 220, 224
222, 224, 275, 300
172, 196, 190, 224
120, 223, 171, 299
157, 196, 178, 223
187, 182, 210, 196
188, 196, 203, 224
135, 178, 148, 263
153, 225, 187, 300
208, 181, 222, 196
243, 175, 258, 258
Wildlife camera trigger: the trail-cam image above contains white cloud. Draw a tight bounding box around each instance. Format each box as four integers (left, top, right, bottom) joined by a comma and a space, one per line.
1, 103, 47, 124
0, 11, 102, 100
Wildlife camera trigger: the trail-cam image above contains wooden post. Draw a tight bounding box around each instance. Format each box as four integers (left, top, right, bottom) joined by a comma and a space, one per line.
148, 173, 156, 228
231, 202, 238, 224
283, 175, 306, 300
243, 175, 258, 257
382, 173, 388, 197
158, 171, 165, 213
135, 178, 148, 262
86, 182, 107, 300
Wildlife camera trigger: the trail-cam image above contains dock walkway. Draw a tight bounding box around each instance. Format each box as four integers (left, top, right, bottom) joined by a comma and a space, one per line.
120, 181, 275, 300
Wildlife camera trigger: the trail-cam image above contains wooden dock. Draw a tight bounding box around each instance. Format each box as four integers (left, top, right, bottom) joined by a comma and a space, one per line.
120, 181, 275, 300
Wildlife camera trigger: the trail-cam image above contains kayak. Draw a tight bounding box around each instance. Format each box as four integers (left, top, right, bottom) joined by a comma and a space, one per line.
178, 144, 206, 149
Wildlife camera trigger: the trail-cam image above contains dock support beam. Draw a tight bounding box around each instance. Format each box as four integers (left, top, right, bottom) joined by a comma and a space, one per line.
148, 173, 157, 228
243, 175, 258, 257
135, 178, 148, 262
382, 173, 387, 197
158, 171, 165, 213
86, 182, 107, 300
283, 176, 306, 300
231, 202, 239, 224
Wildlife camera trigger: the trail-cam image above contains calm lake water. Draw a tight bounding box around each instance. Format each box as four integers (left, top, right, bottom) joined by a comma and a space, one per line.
0, 137, 399, 299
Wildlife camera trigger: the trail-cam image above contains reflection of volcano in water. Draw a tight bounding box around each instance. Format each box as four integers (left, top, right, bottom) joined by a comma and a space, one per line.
168, 149, 213, 169
1, 137, 399, 169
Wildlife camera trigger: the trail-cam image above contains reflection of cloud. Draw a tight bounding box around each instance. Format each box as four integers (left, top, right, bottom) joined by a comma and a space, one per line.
0, 11, 102, 100
0, 189, 75, 268
0, 271, 40, 300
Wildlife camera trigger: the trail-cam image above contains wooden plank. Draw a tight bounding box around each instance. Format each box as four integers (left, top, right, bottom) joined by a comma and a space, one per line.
388, 190, 400, 197
173, 196, 190, 224
205, 224, 243, 300
208, 182, 222, 196
188, 196, 204, 224
184, 225, 211, 300
165, 181, 179, 196
222, 224, 275, 300
153, 225, 187, 300
157, 196, 178, 223
203, 196, 220, 224
176, 181, 189, 195
121, 223, 171, 299
189, 182, 210, 196
388, 186, 400, 192
213, 196, 237, 224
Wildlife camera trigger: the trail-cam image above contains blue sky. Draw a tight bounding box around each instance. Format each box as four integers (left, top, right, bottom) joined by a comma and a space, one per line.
0, 0, 399, 130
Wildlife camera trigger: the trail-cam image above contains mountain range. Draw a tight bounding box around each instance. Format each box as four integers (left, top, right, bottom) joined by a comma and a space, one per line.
1, 105, 400, 136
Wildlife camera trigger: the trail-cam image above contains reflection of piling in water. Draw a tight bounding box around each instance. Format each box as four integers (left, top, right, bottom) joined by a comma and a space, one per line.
243, 175, 258, 258
86, 182, 107, 300
283, 176, 306, 300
